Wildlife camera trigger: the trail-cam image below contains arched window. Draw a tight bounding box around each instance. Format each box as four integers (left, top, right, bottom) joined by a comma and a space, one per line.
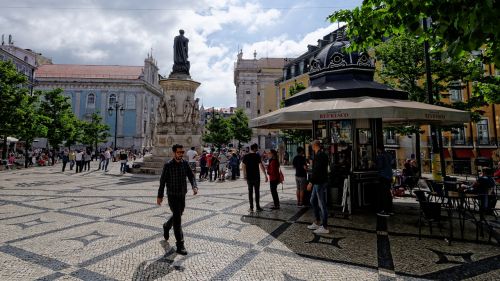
126, 95, 135, 109
87, 93, 95, 108
109, 93, 116, 106
246, 101, 250, 108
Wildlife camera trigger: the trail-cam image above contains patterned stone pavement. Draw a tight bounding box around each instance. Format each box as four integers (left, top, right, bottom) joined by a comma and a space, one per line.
0, 161, 499, 280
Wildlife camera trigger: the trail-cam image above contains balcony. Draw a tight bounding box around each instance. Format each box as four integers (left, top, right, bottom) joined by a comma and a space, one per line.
451, 137, 473, 146
475, 137, 498, 146
384, 137, 399, 146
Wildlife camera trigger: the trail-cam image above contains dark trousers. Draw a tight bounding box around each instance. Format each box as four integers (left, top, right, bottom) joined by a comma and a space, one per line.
270, 180, 280, 207
70, 160, 75, 170
164, 194, 186, 244
247, 179, 261, 209
210, 167, 218, 181
62, 161, 68, 172
85, 161, 90, 171
231, 166, 237, 180
377, 177, 393, 213
75, 160, 83, 173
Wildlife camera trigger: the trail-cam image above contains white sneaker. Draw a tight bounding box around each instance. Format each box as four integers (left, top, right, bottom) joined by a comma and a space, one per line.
313, 226, 329, 234
307, 223, 320, 230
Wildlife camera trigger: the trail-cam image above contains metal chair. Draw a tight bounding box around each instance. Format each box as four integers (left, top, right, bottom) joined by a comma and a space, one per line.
418, 201, 446, 240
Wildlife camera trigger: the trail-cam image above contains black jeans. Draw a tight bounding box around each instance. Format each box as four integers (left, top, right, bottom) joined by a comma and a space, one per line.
164, 194, 186, 243
210, 167, 218, 181
62, 161, 68, 172
247, 179, 261, 209
269, 180, 280, 207
377, 177, 393, 213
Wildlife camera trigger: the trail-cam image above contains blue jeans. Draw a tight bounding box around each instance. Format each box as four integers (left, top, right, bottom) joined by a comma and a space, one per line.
310, 183, 328, 227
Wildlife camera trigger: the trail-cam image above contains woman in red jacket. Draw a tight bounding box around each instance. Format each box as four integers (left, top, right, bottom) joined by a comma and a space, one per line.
267, 149, 281, 210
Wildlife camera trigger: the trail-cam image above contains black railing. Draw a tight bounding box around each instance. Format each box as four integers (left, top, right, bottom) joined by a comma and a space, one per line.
451, 137, 474, 146
475, 137, 498, 146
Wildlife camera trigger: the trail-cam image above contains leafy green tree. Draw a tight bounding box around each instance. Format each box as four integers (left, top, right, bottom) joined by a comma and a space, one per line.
228, 109, 252, 149
39, 88, 77, 164
16, 92, 49, 167
328, 0, 500, 65
81, 113, 111, 155
202, 112, 231, 149
0, 60, 30, 159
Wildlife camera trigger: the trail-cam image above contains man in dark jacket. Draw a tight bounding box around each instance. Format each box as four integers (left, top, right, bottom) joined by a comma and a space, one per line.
157, 144, 198, 255
306, 140, 330, 234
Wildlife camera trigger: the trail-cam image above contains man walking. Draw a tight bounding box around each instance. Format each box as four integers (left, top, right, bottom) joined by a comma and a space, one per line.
307, 140, 330, 234
376, 146, 394, 217
103, 148, 111, 172
242, 143, 268, 212
157, 144, 198, 255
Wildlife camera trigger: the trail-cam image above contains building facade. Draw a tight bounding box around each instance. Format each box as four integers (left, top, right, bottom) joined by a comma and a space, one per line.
0, 35, 39, 93
35, 54, 163, 150
234, 50, 287, 148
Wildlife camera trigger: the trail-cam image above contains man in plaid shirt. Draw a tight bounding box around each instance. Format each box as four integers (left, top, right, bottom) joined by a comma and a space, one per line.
157, 144, 198, 255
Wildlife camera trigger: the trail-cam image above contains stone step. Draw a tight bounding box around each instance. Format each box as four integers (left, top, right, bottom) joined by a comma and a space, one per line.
139, 167, 163, 175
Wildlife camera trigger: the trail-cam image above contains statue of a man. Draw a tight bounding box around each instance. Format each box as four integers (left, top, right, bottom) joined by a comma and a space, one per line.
172, 29, 190, 74
183, 97, 193, 123
158, 97, 167, 123
167, 95, 176, 123
191, 98, 200, 124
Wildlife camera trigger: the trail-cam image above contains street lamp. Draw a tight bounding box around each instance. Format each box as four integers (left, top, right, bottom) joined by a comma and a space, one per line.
108, 102, 124, 151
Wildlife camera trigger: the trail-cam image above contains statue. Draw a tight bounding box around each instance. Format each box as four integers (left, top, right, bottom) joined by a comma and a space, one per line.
167, 95, 176, 123
191, 98, 200, 124
158, 97, 167, 123
172, 29, 190, 75
183, 97, 193, 123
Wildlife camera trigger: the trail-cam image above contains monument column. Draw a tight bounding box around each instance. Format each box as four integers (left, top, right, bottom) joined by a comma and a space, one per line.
141, 30, 203, 174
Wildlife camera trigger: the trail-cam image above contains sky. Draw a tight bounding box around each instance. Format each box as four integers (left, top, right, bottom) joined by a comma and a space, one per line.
0, 0, 362, 108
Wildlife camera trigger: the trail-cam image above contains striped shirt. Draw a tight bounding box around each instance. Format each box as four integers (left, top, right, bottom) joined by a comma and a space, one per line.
158, 159, 197, 198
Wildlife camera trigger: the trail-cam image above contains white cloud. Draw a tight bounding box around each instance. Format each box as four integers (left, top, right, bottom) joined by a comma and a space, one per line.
0, 1, 344, 107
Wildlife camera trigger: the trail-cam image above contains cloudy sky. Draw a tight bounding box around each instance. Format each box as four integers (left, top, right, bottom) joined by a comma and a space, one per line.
0, 0, 361, 107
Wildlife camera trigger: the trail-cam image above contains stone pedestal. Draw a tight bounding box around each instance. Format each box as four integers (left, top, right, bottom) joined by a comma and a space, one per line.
140, 76, 202, 175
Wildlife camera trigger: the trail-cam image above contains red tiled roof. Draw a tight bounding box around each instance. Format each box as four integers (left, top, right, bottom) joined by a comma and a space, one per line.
35, 64, 143, 80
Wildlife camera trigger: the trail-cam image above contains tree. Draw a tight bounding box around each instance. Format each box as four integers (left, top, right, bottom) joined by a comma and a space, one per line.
16, 92, 49, 167
329, 0, 500, 65
39, 88, 78, 164
81, 113, 111, 156
228, 109, 252, 149
202, 112, 231, 149
0, 60, 30, 159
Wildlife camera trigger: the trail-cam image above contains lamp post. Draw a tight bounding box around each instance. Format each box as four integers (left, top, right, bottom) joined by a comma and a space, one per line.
108, 102, 124, 151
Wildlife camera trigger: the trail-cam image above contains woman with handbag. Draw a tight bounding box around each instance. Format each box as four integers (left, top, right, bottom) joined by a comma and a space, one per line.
266, 149, 281, 210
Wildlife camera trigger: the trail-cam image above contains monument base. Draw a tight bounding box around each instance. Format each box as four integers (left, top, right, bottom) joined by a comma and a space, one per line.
139, 75, 202, 175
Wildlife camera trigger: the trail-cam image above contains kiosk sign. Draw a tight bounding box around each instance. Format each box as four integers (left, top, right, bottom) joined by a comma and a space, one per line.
319, 111, 349, 119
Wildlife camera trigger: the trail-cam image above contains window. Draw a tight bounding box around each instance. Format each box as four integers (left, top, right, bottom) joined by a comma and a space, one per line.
87, 93, 95, 108
246, 101, 250, 108
281, 88, 286, 100
257, 92, 260, 96
452, 127, 466, 145
144, 120, 147, 134
108, 93, 116, 106
24, 56, 28, 62
385, 129, 396, 144
245, 90, 250, 95
477, 119, 489, 145
449, 88, 462, 102
257, 110, 260, 114
126, 95, 135, 109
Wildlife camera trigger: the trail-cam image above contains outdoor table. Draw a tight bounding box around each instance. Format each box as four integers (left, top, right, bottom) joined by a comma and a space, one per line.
426, 190, 479, 244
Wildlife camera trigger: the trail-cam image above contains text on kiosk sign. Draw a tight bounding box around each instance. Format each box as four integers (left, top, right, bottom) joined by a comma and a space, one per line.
319, 112, 350, 119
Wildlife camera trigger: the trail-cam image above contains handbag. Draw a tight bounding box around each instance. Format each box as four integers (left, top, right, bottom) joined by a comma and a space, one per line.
279, 169, 284, 184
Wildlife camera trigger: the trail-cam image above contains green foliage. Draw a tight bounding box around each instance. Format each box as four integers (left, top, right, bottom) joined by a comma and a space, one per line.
202, 112, 231, 149
81, 112, 111, 152
228, 109, 252, 149
329, 0, 500, 65
0, 60, 30, 158
38, 88, 78, 150
16, 92, 49, 150
282, 129, 312, 145
288, 82, 306, 97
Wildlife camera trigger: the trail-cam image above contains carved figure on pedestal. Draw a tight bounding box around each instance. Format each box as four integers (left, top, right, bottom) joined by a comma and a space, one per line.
167, 95, 176, 123
183, 97, 193, 123
158, 98, 167, 124
192, 98, 200, 124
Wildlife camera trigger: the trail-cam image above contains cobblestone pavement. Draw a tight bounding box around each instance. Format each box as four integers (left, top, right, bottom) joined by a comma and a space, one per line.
1, 161, 499, 280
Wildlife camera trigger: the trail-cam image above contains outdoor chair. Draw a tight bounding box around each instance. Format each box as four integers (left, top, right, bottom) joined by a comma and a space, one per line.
426, 180, 445, 202
418, 201, 447, 240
